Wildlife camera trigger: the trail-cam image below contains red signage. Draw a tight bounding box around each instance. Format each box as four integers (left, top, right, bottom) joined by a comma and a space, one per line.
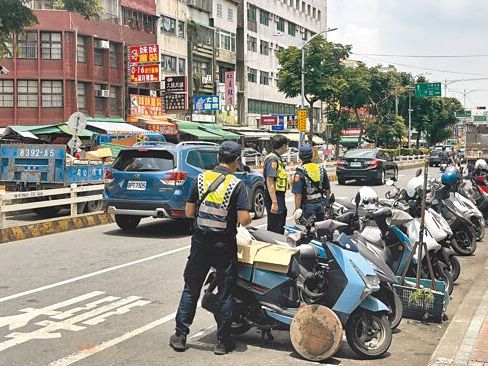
159, 123, 178, 136
130, 64, 160, 83
342, 128, 361, 137
225, 71, 235, 106
260, 115, 278, 126
130, 94, 163, 116
120, 0, 157, 16
129, 44, 159, 64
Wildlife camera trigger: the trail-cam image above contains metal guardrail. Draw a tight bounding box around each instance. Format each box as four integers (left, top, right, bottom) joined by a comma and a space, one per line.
0, 184, 104, 229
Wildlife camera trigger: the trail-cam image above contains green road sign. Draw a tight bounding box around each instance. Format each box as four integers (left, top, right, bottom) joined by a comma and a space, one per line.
415, 82, 442, 97
456, 110, 472, 118
474, 115, 487, 123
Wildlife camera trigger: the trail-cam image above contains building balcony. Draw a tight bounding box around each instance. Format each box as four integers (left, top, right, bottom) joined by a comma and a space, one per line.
187, 0, 212, 13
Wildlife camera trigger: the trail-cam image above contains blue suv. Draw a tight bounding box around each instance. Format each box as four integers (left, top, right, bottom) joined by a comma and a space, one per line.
104, 142, 265, 231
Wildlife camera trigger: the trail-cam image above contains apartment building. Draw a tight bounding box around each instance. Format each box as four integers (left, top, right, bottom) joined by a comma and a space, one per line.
237, 0, 327, 129
0, 1, 157, 126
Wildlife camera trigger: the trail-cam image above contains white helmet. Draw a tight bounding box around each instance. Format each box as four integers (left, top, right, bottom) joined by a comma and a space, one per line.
405, 176, 424, 199
356, 186, 378, 207
475, 159, 488, 171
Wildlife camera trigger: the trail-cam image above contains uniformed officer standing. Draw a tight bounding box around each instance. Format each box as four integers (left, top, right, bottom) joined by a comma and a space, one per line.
170, 141, 252, 355
292, 144, 331, 222
263, 135, 289, 234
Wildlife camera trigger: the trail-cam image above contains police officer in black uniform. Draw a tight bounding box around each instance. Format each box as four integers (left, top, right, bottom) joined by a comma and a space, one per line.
263, 135, 289, 234
170, 141, 252, 355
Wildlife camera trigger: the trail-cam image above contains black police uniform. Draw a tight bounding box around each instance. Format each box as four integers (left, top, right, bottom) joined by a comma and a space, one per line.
174, 165, 250, 342
263, 152, 288, 234
292, 165, 330, 222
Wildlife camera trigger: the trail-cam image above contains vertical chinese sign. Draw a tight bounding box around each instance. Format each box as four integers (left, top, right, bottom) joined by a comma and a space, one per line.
224, 71, 235, 106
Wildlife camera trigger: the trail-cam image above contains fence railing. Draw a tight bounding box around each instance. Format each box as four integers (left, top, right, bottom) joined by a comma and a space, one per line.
0, 184, 104, 229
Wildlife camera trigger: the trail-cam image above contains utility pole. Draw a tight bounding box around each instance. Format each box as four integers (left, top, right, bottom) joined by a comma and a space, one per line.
408, 90, 412, 148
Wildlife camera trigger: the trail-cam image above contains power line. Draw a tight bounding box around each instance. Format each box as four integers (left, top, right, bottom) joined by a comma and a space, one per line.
353, 52, 488, 58
355, 54, 488, 77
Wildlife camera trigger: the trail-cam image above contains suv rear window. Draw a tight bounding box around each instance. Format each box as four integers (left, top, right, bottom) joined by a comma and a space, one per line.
186, 150, 218, 170
113, 150, 175, 172
344, 149, 376, 159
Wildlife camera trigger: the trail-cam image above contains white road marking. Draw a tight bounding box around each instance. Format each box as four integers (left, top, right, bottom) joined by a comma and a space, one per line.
0, 246, 190, 304
188, 324, 215, 340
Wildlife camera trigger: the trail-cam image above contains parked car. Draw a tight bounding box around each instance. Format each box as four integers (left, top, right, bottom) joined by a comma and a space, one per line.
243, 148, 262, 159
336, 148, 398, 185
104, 142, 266, 231
429, 149, 442, 167
282, 147, 299, 161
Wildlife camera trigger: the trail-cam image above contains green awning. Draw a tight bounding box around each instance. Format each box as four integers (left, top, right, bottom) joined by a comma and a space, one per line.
175, 121, 224, 141
58, 124, 95, 138
198, 124, 240, 140
340, 137, 359, 146
87, 116, 126, 123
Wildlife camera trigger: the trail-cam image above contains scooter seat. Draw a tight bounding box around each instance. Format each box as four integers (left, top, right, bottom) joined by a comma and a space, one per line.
247, 227, 289, 246
361, 226, 385, 249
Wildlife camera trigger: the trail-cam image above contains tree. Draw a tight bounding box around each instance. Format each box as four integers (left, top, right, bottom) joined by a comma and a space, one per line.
276, 37, 351, 140
54, 0, 103, 19
0, 0, 37, 57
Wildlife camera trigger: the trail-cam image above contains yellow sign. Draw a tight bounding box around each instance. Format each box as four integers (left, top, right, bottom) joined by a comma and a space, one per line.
298, 109, 307, 132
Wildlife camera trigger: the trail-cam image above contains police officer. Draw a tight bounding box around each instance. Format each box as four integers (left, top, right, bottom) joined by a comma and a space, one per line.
170, 141, 252, 355
263, 135, 289, 234
292, 144, 331, 222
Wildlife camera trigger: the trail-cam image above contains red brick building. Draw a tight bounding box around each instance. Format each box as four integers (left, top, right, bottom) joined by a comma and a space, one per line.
0, 7, 157, 127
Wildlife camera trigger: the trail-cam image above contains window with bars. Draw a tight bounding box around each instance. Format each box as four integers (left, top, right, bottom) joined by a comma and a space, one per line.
248, 68, 257, 83
217, 3, 223, 17
219, 30, 236, 52
259, 9, 269, 26
94, 49, 104, 66
41, 80, 63, 107
110, 86, 119, 111
277, 18, 285, 32
0, 80, 14, 107
18, 32, 38, 59
178, 58, 186, 75
110, 43, 118, 68
41, 32, 62, 59
161, 54, 177, 73
260, 40, 269, 55
178, 21, 185, 38
161, 16, 176, 36
18, 80, 38, 108
228, 8, 233, 22
260, 71, 269, 85
288, 22, 296, 36
77, 36, 86, 62
77, 83, 87, 109
247, 36, 257, 52
95, 85, 106, 110
247, 5, 257, 32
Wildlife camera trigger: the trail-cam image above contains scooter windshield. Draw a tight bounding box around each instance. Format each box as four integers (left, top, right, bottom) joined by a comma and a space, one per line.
336, 233, 359, 252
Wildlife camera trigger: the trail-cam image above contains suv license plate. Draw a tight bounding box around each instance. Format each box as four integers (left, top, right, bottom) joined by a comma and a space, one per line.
350, 162, 362, 167
127, 181, 147, 190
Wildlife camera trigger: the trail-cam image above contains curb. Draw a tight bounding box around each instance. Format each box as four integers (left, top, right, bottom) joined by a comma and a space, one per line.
429, 257, 488, 365
0, 212, 115, 244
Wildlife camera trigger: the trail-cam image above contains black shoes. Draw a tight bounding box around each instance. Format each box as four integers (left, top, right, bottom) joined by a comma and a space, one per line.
214, 339, 236, 355
169, 333, 186, 352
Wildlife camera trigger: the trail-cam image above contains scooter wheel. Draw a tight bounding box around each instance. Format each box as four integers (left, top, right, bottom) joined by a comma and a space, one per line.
472, 217, 485, 241
451, 227, 477, 256
450, 256, 461, 282
345, 310, 392, 359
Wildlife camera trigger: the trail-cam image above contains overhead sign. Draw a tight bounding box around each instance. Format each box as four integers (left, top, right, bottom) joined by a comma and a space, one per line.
194, 95, 220, 111
260, 115, 278, 126
474, 115, 487, 123
129, 44, 159, 64
415, 82, 442, 97
130, 94, 163, 116
130, 64, 160, 83
224, 71, 236, 106
270, 115, 284, 131
287, 115, 298, 129
297, 109, 307, 132
456, 110, 472, 118
164, 76, 187, 93
164, 93, 187, 111
342, 128, 361, 136
67, 112, 87, 135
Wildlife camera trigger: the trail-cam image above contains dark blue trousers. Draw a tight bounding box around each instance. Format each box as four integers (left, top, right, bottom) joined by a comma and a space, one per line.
175, 234, 237, 341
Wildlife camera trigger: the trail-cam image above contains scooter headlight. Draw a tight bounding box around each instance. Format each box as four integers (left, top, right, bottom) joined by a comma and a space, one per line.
353, 263, 381, 300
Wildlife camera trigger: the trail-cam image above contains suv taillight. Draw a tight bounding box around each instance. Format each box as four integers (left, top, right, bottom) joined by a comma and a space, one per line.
161, 171, 188, 186
337, 159, 346, 166
368, 159, 379, 167
104, 169, 114, 184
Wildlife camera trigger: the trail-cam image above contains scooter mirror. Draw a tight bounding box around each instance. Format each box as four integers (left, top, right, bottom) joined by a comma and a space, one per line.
385, 179, 394, 186
415, 169, 422, 177
355, 192, 361, 206
385, 191, 392, 199
329, 193, 335, 204
293, 209, 303, 220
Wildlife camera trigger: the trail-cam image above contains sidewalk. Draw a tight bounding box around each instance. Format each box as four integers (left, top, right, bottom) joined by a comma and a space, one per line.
430, 258, 488, 366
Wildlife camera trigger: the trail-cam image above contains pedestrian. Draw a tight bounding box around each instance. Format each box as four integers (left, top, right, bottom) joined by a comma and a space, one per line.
263, 135, 289, 234
169, 141, 252, 355
292, 144, 331, 223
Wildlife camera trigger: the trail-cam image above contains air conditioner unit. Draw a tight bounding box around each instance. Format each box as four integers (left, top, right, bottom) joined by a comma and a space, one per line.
95, 40, 110, 49
96, 89, 110, 98
202, 75, 212, 84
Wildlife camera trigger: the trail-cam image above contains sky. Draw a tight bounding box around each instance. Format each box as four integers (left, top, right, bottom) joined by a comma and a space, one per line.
327, 0, 488, 111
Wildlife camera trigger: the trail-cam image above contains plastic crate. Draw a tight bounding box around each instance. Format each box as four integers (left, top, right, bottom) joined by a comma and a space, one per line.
394, 277, 449, 323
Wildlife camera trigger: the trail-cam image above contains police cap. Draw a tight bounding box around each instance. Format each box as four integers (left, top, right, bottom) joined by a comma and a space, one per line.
299, 144, 314, 160
219, 141, 242, 159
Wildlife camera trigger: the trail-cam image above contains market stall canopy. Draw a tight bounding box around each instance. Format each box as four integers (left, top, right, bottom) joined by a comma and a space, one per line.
340, 136, 359, 147
28, 123, 95, 138
86, 121, 152, 135
224, 129, 273, 140
175, 121, 224, 141
198, 123, 240, 140
1, 126, 42, 143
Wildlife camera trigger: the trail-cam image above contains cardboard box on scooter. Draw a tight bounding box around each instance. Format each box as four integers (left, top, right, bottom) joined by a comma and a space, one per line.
237, 240, 297, 274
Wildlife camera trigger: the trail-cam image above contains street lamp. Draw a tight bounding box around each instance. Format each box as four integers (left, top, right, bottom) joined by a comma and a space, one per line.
300, 27, 338, 147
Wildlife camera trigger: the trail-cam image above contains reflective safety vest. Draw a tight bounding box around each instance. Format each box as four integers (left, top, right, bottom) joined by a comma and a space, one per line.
196, 170, 241, 232
265, 152, 288, 192
299, 163, 325, 203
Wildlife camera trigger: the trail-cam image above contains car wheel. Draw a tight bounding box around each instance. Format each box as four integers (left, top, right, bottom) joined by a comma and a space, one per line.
252, 187, 265, 219
376, 170, 386, 185
115, 215, 141, 231
337, 177, 346, 185
393, 168, 399, 182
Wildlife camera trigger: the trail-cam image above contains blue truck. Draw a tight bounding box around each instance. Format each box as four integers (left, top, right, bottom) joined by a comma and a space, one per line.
0, 144, 110, 217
